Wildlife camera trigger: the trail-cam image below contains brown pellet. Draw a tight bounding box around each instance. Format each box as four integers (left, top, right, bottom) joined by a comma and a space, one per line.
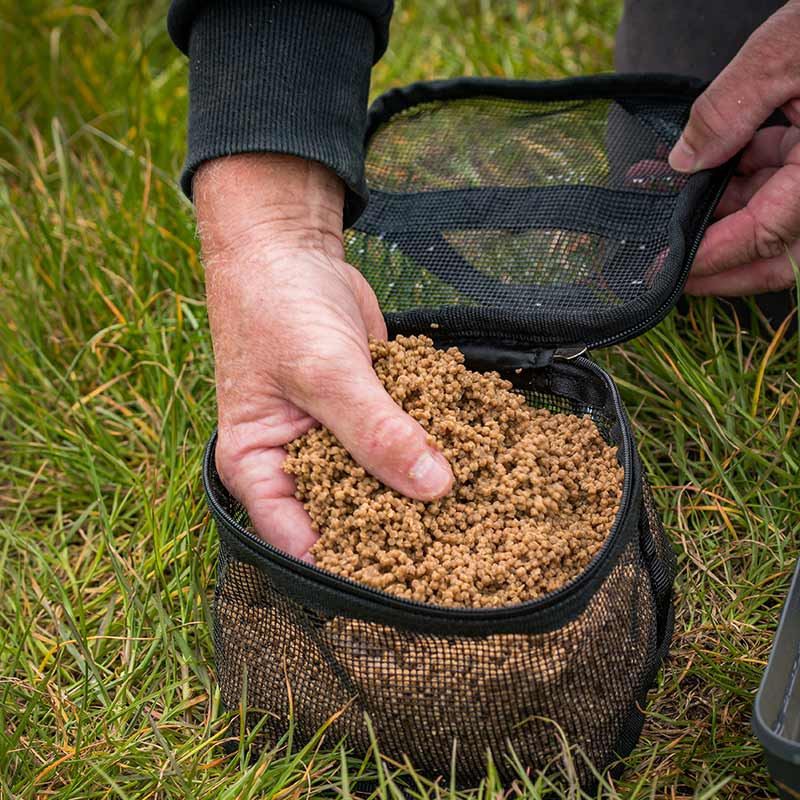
284, 335, 623, 607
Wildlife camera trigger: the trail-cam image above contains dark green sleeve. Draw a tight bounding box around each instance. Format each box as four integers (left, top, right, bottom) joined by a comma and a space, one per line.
167, 0, 394, 226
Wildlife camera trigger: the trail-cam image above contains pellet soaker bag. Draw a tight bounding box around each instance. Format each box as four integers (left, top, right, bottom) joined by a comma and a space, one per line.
202, 75, 734, 787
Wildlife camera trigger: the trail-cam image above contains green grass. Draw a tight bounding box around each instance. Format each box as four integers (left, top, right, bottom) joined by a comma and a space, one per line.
1, 1, 798, 797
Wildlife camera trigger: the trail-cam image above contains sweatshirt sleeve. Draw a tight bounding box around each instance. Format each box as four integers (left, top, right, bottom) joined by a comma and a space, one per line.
167, 0, 394, 227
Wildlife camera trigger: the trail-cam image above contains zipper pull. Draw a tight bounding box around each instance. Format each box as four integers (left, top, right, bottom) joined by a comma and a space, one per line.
553, 344, 588, 361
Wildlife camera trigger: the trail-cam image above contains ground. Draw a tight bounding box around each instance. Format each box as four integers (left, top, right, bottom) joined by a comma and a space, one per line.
0, 2, 798, 798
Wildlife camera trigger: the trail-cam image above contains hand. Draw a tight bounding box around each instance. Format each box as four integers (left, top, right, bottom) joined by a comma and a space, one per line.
668, 1, 800, 297
196, 154, 453, 561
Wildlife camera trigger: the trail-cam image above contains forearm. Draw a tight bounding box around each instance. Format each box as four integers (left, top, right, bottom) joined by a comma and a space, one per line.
168, 0, 395, 227
195, 154, 346, 265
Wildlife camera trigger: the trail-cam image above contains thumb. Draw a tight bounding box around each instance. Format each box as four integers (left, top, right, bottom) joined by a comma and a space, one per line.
669, 9, 800, 173
295, 355, 454, 502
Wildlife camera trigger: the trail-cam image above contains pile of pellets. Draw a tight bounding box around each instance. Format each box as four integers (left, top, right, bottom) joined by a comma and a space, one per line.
283, 335, 623, 607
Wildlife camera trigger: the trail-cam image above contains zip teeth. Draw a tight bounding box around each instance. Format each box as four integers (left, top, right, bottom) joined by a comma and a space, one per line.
554, 345, 588, 360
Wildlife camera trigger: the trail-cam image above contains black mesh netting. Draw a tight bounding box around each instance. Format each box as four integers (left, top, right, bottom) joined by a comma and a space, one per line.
212, 534, 657, 784
345, 76, 731, 348
205, 358, 676, 786
202, 76, 732, 787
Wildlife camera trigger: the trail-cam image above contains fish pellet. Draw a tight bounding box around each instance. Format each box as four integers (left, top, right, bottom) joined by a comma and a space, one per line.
284, 335, 623, 607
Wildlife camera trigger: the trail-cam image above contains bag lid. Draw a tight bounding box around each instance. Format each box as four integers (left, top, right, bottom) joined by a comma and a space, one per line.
345, 75, 734, 351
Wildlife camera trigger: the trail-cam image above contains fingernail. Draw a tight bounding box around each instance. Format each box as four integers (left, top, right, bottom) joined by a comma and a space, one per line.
669, 136, 697, 173
409, 450, 453, 497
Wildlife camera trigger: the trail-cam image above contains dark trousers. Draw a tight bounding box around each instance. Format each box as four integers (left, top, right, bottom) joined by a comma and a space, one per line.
616, 0, 794, 329
616, 0, 785, 80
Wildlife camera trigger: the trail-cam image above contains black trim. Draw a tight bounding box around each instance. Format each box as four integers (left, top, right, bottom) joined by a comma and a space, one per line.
611, 508, 676, 768
357, 185, 676, 240
610, 602, 675, 766
354, 186, 677, 314
355, 178, 700, 344
638, 485, 676, 645
364, 73, 710, 142
371, 162, 733, 350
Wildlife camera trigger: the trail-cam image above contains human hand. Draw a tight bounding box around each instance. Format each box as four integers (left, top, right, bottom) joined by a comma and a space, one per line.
668, 1, 800, 296
195, 154, 453, 561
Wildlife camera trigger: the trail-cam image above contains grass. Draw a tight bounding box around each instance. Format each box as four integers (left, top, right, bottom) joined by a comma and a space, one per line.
0, 1, 798, 797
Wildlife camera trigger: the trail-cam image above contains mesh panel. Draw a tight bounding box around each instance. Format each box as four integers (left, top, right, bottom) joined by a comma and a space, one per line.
206, 361, 676, 786
643, 480, 676, 583
346, 78, 730, 347
361, 97, 680, 193
214, 532, 657, 785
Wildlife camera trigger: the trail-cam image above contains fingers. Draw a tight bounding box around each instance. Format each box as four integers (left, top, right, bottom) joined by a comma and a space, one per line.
216, 444, 319, 560
246, 495, 319, 562
685, 245, 799, 296
348, 267, 389, 341
296, 355, 454, 502
782, 98, 800, 127
692, 155, 800, 277
738, 127, 800, 174
717, 128, 800, 219
669, 6, 800, 173
714, 168, 778, 218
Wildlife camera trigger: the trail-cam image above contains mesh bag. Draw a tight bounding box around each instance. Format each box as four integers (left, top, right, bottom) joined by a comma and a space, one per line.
203, 75, 731, 786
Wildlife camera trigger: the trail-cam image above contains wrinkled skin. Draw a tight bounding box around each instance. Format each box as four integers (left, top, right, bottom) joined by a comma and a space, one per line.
671, 0, 800, 296
196, 155, 453, 560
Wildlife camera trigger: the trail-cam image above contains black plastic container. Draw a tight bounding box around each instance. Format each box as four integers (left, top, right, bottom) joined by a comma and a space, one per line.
753, 557, 800, 799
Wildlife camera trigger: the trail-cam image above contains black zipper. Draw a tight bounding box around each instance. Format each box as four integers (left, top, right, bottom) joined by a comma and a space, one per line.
586, 164, 734, 351
203, 357, 635, 622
